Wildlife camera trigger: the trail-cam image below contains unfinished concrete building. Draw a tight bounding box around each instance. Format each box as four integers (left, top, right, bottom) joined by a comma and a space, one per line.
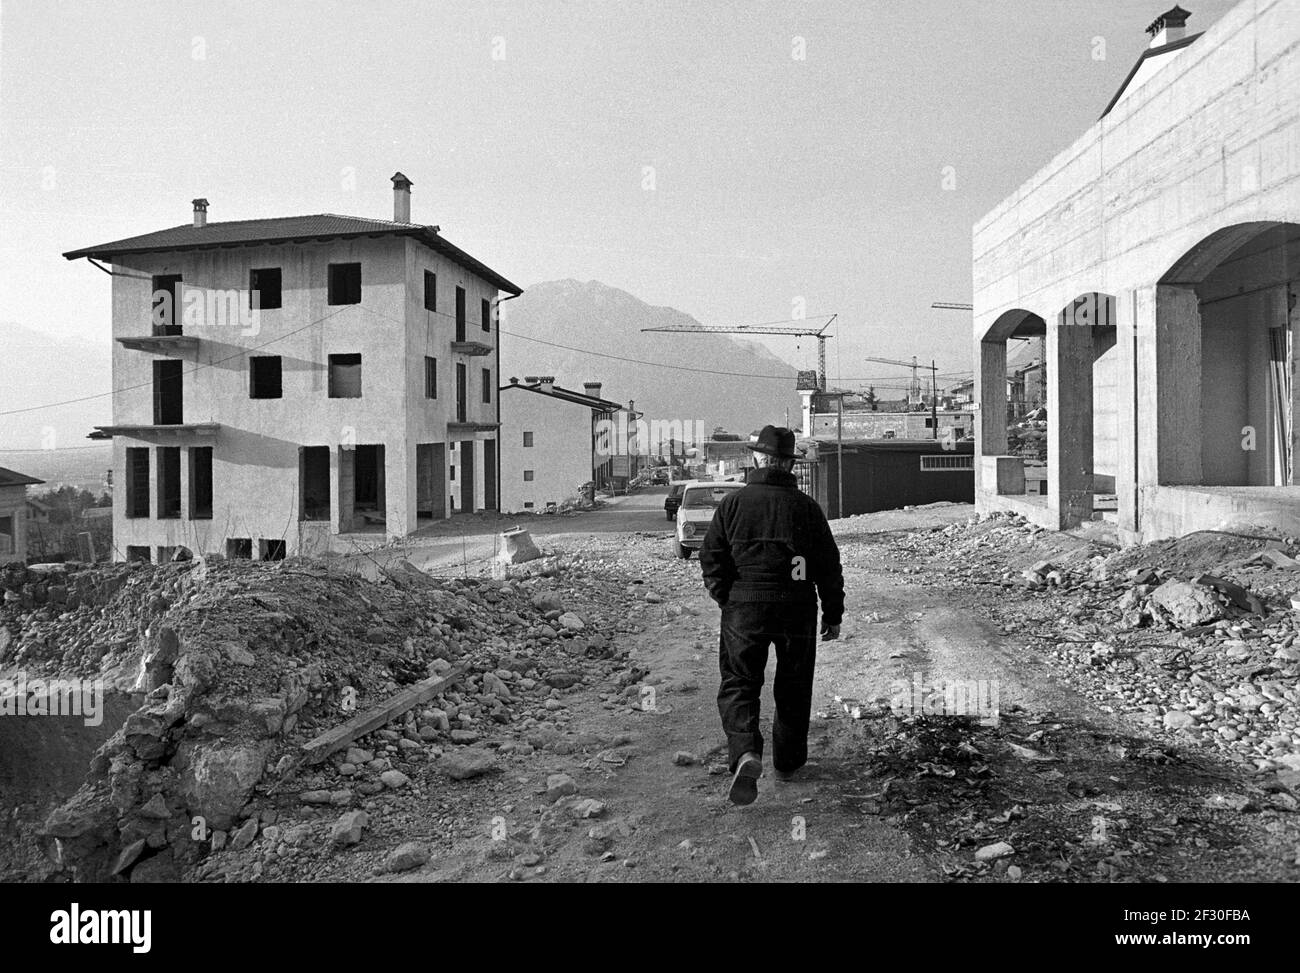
975, 3, 1300, 543
65, 174, 521, 561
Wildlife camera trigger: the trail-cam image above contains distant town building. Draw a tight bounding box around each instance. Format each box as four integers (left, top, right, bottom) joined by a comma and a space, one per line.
807, 409, 973, 442
65, 173, 521, 561
703, 438, 756, 476
498, 378, 637, 513
0, 466, 45, 564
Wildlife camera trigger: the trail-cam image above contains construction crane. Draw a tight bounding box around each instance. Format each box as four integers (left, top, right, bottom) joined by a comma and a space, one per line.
641, 314, 837, 391
862, 356, 937, 407
863, 355, 941, 437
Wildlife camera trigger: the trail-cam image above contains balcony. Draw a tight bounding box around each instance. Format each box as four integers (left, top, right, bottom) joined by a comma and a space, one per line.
92, 423, 220, 441
450, 340, 493, 357
117, 334, 199, 354
447, 420, 499, 437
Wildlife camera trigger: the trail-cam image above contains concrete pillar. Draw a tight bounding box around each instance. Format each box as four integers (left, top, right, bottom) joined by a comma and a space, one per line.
1115, 290, 1140, 535
976, 339, 1009, 497
1290, 283, 1300, 485
1135, 284, 1203, 488
386, 440, 410, 538
1048, 315, 1094, 529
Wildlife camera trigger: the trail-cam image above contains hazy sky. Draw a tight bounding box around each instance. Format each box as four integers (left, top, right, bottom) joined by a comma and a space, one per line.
0, 0, 1240, 395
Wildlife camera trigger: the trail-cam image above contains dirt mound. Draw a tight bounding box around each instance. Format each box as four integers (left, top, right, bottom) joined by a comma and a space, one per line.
22, 552, 641, 882
1101, 529, 1287, 580
1, 560, 180, 676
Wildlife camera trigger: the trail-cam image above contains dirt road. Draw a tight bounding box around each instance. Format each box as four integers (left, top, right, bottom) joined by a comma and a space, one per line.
343, 492, 1292, 883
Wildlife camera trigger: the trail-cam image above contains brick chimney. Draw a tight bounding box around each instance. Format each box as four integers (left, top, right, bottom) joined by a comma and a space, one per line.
584, 381, 603, 400
391, 172, 412, 223
1147, 5, 1191, 48
192, 198, 208, 228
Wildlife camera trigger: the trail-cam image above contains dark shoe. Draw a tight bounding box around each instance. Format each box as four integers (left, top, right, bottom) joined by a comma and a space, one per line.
773, 767, 798, 782
727, 752, 762, 805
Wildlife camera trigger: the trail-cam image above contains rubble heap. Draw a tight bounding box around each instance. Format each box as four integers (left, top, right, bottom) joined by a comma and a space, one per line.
33, 552, 644, 882
0, 560, 178, 675
879, 514, 1300, 781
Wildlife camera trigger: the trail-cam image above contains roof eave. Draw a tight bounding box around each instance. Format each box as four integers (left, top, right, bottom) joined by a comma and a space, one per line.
1100, 32, 1203, 119
63, 224, 524, 296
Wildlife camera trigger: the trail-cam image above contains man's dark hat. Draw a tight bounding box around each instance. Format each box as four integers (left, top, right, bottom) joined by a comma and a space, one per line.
751, 425, 796, 458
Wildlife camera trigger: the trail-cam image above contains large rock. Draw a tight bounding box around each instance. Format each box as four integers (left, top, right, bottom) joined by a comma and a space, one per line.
531, 592, 566, 613
330, 810, 369, 848
229, 817, 259, 850
1148, 580, 1226, 629
482, 672, 512, 700
546, 773, 578, 802
383, 841, 431, 872
974, 841, 1014, 861
179, 742, 271, 830
557, 612, 585, 632
498, 528, 542, 565
173, 649, 219, 694
441, 748, 497, 780
136, 625, 181, 692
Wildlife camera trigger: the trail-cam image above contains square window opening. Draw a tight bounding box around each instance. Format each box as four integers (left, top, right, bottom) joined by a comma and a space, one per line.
328, 353, 362, 398
328, 263, 361, 305
249, 268, 282, 310
250, 355, 283, 399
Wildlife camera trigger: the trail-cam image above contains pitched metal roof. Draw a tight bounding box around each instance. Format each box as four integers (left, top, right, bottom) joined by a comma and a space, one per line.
0, 466, 45, 487
63, 214, 522, 295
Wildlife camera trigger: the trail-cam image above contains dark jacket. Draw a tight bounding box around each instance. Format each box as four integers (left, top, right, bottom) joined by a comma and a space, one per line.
699, 467, 845, 625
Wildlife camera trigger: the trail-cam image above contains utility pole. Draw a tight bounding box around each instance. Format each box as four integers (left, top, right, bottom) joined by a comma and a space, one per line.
837, 393, 844, 518
930, 359, 939, 440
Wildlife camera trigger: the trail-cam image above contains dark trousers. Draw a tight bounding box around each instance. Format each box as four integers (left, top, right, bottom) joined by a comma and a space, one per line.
717, 601, 818, 773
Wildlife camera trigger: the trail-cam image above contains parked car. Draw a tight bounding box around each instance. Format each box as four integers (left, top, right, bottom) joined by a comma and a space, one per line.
650, 467, 670, 485
673, 480, 744, 558
664, 482, 686, 520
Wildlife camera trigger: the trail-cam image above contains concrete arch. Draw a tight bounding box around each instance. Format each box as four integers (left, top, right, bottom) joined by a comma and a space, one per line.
1056, 291, 1117, 329
980, 308, 1045, 344
1160, 221, 1293, 285
1147, 220, 1300, 500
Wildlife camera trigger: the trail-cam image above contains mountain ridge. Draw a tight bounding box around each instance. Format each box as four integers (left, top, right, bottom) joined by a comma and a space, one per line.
499, 279, 803, 437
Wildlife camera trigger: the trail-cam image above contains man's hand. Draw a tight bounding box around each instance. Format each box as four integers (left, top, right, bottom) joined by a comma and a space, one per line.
820, 623, 841, 642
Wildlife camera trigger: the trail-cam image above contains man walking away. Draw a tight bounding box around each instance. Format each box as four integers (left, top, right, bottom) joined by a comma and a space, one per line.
700, 425, 845, 806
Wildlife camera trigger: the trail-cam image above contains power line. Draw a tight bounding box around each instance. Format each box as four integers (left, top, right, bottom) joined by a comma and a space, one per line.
0, 443, 110, 453
0, 305, 971, 422
0, 306, 351, 419
499, 330, 971, 385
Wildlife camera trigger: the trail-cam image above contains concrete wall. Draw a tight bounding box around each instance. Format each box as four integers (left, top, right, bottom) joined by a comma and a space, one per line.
810, 410, 973, 440
499, 389, 593, 513
1092, 334, 1119, 487
106, 234, 506, 560
974, 0, 1300, 539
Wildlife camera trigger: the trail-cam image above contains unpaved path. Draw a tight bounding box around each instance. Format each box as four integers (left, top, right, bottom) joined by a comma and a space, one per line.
380, 497, 1296, 883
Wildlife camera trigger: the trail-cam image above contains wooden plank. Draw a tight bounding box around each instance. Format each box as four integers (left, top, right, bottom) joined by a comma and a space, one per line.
301, 666, 465, 765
